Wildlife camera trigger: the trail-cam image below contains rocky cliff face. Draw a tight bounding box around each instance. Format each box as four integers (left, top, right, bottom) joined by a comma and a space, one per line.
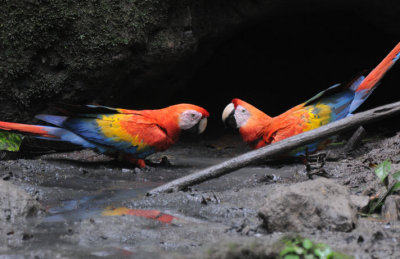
1, 0, 190, 120
1, 0, 400, 126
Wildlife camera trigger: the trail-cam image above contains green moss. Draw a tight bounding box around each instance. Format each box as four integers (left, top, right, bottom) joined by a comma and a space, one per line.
0, 0, 170, 108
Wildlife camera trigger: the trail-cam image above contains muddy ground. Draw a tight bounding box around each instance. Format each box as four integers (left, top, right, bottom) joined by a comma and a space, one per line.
0, 125, 400, 258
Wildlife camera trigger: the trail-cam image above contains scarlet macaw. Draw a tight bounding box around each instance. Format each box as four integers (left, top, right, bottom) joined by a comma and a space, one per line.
222, 42, 400, 154
0, 103, 209, 167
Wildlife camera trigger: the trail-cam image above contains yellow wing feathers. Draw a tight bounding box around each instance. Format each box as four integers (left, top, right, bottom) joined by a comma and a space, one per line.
301, 103, 333, 132
97, 114, 149, 151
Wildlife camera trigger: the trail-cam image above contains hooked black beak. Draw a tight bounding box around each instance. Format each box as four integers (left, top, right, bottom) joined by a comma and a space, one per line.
186, 117, 208, 134
222, 103, 237, 128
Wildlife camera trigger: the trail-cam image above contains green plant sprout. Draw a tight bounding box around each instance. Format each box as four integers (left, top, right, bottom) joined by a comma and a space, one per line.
0, 131, 23, 152
368, 159, 400, 214
280, 236, 353, 259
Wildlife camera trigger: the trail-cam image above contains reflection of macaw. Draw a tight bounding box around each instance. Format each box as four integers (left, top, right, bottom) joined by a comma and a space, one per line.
0, 103, 209, 167
223, 42, 400, 154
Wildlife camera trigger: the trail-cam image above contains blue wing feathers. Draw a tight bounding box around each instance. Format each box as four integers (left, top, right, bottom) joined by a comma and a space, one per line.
306, 74, 372, 120
62, 118, 154, 157
35, 115, 154, 158
34, 125, 101, 150
393, 52, 400, 63
349, 76, 365, 91
35, 115, 68, 127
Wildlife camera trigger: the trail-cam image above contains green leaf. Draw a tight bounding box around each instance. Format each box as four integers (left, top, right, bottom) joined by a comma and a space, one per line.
332, 252, 355, 259
0, 132, 23, 152
392, 181, 400, 192
280, 237, 352, 259
280, 245, 304, 256
280, 246, 297, 256
374, 160, 391, 183
314, 246, 333, 259
302, 238, 313, 250
393, 171, 400, 182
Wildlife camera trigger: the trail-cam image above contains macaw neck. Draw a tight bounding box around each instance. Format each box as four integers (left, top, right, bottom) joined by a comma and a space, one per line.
142, 108, 182, 142
239, 113, 272, 148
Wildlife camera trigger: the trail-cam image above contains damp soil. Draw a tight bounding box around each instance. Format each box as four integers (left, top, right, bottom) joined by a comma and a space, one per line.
1, 127, 400, 258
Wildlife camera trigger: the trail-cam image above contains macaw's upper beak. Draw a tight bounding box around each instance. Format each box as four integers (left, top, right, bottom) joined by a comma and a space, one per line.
222, 103, 237, 128
197, 117, 207, 134
187, 117, 208, 134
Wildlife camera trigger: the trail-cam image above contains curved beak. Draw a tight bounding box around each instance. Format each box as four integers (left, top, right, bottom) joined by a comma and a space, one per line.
198, 117, 207, 134
186, 117, 208, 134
222, 103, 237, 128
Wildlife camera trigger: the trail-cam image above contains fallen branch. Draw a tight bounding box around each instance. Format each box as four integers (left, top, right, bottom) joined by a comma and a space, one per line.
148, 101, 400, 196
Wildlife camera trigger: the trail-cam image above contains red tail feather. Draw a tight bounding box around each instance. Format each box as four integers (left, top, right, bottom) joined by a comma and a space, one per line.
0, 121, 56, 138
357, 42, 400, 92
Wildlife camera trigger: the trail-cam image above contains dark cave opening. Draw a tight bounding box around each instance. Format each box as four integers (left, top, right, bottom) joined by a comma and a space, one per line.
166, 9, 400, 137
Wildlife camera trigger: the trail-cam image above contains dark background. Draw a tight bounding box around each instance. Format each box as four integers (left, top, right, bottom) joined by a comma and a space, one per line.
1, 2, 399, 138
168, 11, 400, 135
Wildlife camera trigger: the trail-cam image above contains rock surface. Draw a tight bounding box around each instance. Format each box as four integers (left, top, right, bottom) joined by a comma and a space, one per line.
382, 195, 400, 222
1, 0, 400, 124
258, 178, 357, 233
0, 179, 43, 247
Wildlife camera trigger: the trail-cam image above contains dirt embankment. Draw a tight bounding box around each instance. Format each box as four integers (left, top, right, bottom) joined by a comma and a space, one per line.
0, 130, 399, 258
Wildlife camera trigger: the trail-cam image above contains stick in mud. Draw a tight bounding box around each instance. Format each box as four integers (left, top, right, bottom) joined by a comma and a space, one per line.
147, 101, 400, 196
344, 126, 367, 152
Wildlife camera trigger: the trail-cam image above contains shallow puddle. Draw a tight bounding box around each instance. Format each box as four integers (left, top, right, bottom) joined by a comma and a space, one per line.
43, 186, 152, 223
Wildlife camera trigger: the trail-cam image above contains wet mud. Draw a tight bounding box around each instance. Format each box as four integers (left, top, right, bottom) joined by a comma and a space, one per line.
1, 129, 400, 258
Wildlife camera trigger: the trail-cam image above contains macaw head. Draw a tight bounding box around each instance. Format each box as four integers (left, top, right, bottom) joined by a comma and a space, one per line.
171, 104, 209, 134
222, 98, 272, 147
222, 98, 270, 129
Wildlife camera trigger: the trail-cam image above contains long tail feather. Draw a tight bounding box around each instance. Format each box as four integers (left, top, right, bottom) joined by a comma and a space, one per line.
0, 121, 97, 149
349, 42, 400, 113
0, 121, 58, 138
357, 42, 400, 92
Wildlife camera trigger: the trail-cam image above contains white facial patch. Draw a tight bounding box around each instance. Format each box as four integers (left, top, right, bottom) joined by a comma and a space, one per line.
234, 105, 251, 128
179, 110, 203, 130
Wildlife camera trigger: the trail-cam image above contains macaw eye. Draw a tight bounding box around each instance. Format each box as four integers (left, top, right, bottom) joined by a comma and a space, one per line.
191, 113, 196, 118
241, 109, 246, 113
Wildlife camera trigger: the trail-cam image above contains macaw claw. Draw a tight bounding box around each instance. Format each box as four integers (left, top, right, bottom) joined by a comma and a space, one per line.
302, 149, 330, 179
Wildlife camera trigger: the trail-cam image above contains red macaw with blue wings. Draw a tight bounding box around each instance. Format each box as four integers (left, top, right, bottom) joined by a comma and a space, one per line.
0, 103, 209, 167
222, 42, 400, 154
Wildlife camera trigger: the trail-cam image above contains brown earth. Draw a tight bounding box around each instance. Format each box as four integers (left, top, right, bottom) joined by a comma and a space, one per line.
0, 126, 399, 258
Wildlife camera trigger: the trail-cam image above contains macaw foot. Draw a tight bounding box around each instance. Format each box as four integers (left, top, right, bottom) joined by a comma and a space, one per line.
324, 151, 345, 161
302, 150, 330, 179
145, 156, 172, 167
120, 154, 146, 168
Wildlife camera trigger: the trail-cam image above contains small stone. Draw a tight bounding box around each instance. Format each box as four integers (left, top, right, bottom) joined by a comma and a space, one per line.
391, 154, 400, 164
0, 180, 44, 245
349, 195, 370, 211
382, 195, 400, 222
258, 178, 356, 233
